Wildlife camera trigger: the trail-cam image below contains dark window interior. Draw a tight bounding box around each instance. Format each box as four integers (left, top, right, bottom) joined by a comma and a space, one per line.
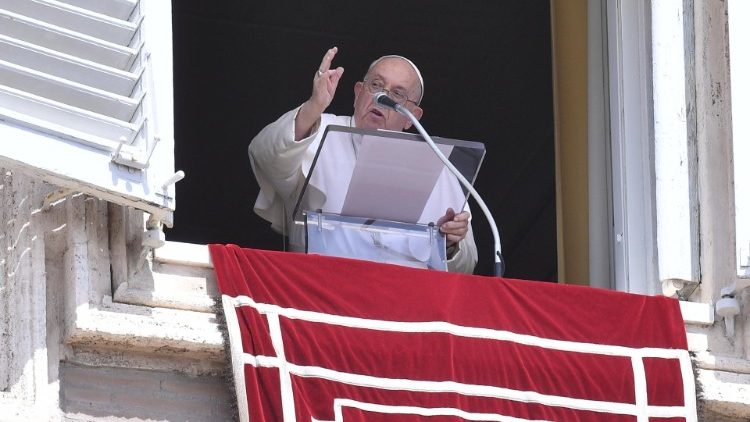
169, 0, 557, 280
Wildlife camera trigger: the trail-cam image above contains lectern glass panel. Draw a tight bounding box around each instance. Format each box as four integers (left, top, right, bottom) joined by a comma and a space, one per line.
292, 125, 485, 226
292, 125, 485, 269
305, 211, 447, 271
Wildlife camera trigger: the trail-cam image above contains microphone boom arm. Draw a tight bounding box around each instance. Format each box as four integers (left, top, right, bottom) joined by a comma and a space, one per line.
380, 95, 504, 277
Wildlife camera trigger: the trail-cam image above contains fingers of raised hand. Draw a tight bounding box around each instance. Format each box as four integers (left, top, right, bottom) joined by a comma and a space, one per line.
313, 48, 343, 93
310, 48, 343, 111
329, 67, 344, 85
317, 67, 344, 86
312, 67, 344, 109
317, 47, 338, 76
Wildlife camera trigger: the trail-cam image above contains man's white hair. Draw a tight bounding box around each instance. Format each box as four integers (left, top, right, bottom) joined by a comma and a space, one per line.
366, 55, 424, 104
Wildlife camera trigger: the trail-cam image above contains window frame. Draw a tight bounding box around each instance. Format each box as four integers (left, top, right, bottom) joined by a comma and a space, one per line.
728, 0, 750, 279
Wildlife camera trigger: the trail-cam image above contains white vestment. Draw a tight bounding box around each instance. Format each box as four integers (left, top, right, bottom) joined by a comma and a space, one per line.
248, 105, 478, 274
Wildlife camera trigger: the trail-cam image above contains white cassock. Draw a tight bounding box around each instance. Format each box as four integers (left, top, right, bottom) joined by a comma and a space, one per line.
248, 105, 478, 274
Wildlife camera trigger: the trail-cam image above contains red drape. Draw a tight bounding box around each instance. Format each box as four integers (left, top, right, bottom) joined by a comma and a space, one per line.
210, 245, 695, 422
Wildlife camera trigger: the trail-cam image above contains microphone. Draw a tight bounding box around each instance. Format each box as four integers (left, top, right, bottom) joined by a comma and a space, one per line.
373, 92, 400, 111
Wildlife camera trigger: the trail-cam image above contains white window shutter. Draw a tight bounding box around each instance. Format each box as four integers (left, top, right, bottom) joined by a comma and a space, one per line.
0, 0, 177, 223
728, 0, 750, 277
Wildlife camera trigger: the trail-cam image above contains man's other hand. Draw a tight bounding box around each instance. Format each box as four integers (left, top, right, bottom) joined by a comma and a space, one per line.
437, 208, 470, 247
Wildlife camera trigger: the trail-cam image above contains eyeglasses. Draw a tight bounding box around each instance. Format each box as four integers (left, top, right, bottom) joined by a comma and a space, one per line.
362, 78, 417, 106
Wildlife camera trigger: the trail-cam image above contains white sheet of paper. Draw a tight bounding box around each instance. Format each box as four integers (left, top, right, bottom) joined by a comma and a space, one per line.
341, 135, 454, 223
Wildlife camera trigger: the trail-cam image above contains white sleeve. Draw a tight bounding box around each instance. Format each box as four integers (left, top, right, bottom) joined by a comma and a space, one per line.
446, 221, 478, 274
248, 105, 320, 231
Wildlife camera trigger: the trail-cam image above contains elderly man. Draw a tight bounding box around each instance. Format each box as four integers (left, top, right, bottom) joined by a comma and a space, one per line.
249, 47, 477, 273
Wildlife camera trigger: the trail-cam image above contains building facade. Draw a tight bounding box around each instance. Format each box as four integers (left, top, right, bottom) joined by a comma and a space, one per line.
1, 0, 749, 420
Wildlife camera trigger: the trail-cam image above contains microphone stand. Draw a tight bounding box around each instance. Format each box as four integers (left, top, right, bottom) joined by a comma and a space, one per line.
377, 95, 505, 277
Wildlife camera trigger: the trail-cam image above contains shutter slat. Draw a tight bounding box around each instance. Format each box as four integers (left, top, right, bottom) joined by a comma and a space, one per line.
0, 84, 142, 147
0, 9, 138, 70
0, 60, 141, 121
55, 0, 136, 21
0, 34, 141, 96
0, 0, 138, 45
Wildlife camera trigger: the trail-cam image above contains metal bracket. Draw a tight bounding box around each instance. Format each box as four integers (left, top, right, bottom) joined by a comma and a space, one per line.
131, 214, 166, 278
111, 133, 160, 170
716, 295, 741, 338
155, 170, 185, 202
720, 278, 750, 300
161, 170, 185, 190
716, 279, 750, 339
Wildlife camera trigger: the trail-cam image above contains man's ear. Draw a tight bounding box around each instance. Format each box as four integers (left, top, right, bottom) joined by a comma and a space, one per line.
404, 105, 423, 130
353, 81, 363, 103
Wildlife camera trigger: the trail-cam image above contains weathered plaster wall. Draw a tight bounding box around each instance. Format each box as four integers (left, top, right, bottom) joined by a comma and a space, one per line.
60, 363, 233, 421
0, 168, 232, 421
1, 168, 57, 418
687, 1, 750, 420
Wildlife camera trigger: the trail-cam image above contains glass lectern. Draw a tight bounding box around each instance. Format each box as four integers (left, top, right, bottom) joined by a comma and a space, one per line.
291, 125, 485, 271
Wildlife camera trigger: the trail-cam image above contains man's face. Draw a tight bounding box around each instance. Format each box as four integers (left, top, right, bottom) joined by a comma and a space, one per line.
352, 58, 424, 131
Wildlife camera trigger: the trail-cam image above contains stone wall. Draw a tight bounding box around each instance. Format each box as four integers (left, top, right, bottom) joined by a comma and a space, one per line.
60, 363, 233, 421
0, 168, 232, 421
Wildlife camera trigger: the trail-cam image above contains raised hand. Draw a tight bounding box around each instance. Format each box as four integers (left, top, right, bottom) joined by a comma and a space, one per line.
309, 47, 345, 113
294, 47, 345, 141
